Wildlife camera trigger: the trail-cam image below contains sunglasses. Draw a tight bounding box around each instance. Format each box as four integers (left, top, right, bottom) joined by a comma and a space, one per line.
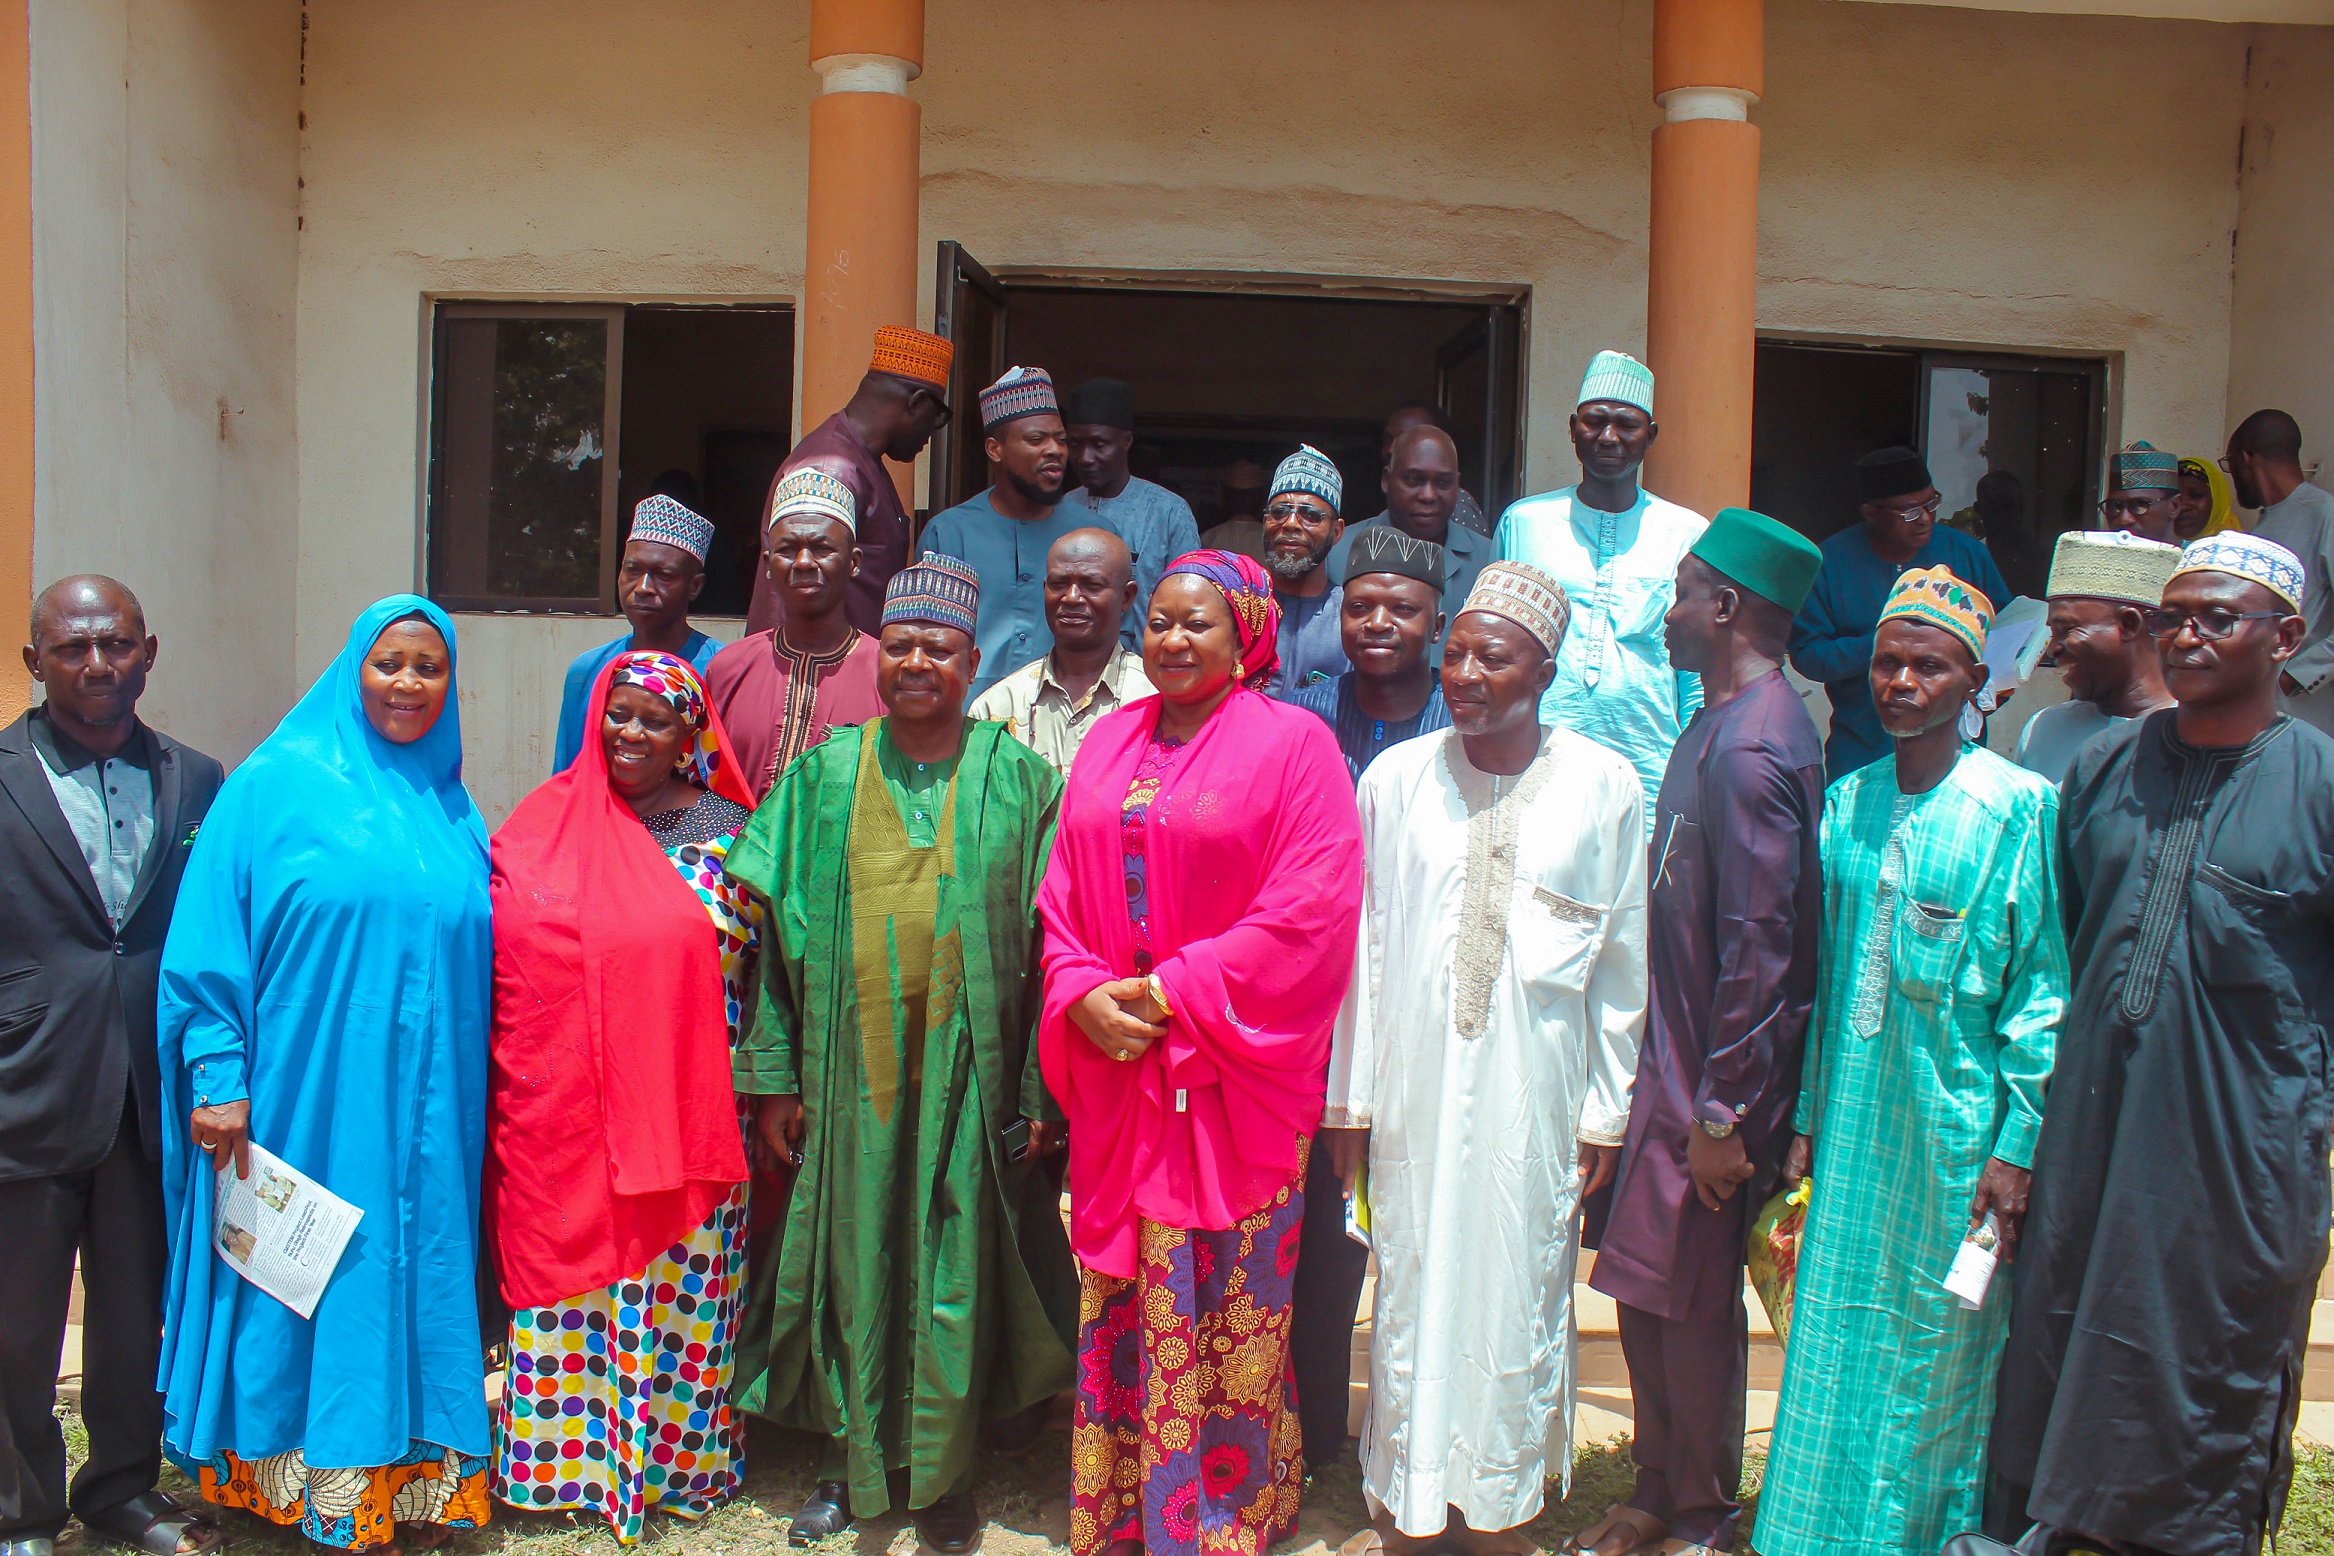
2141, 607, 2284, 640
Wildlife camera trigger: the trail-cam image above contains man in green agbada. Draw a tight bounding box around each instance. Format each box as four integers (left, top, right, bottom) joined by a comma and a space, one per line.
723, 554, 1076, 1553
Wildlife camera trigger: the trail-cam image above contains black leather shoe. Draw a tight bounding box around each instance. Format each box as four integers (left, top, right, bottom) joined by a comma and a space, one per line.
788, 1481, 852, 1546
914, 1492, 981, 1554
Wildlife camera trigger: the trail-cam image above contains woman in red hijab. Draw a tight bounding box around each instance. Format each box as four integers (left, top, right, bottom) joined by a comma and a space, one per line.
1039, 551, 1364, 1556
484, 651, 761, 1543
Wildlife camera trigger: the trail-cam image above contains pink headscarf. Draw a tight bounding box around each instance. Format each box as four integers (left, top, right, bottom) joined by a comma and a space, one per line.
1158, 549, 1282, 687
1038, 686, 1363, 1278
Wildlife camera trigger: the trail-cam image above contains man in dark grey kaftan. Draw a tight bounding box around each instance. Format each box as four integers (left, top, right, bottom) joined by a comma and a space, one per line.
1990, 533, 2334, 1556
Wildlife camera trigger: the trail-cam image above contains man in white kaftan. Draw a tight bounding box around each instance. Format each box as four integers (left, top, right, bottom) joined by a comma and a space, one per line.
1326, 561, 1648, 1555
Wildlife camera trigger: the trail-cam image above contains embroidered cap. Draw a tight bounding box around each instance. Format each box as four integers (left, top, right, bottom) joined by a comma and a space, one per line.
1577, 349, 1655, 416
2168, 532, 2305, 612
979, 366, 1060, 430
768, 466, 858, 534
2111, 440, 2181, 493
1341, 525, 1447, 590
1879, 565, 1994, 659
2045, 530, 2183, 606
869, 325, 954, 393
1460, 561, 1572, 656
627, 495, 715, 563
882, 554, 982, 636
1269, 443, 1344, 514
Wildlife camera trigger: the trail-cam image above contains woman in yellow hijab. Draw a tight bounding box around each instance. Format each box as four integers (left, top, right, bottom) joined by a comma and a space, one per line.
2176, 455, 2241, 538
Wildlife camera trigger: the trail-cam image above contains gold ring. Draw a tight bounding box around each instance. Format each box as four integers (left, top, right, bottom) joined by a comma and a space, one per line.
1114, 1050, 1133, 1062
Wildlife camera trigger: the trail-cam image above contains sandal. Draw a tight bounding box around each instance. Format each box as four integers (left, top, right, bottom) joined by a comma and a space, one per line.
82, 1493, 223, 1556
1563, 1505, 1667, 1556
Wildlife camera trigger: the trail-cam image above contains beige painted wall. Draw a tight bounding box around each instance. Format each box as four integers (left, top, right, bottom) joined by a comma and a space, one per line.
37, 0, 2311, 799
2226, 23, 2334, 456
28, 0, 301, 764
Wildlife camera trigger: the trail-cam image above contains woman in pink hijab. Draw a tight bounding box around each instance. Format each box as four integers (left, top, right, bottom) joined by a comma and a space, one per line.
1039, 550, 1364, 1556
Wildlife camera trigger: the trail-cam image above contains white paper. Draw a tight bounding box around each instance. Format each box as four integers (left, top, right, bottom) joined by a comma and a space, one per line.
1943, 1211, 2001, 1311
1981, 596, 2049, 695
211, 1143, 362, 1319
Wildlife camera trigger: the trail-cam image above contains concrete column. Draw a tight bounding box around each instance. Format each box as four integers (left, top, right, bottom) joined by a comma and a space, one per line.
1643, 0, 1761, 521
802, 0, 923, 503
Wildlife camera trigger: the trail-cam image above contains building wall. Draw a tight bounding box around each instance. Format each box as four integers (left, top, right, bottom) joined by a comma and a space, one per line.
2226, 23, 2334, 453
47, 0, 2300, 808
28, 0, 300, 763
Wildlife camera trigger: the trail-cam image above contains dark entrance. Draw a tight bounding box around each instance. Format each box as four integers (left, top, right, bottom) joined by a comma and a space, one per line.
1750, 339, 2108, 603
928, 245, 1528, 531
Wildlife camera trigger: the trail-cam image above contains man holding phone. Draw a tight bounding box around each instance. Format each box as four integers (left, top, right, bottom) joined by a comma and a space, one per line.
722, 557, 1075, 1556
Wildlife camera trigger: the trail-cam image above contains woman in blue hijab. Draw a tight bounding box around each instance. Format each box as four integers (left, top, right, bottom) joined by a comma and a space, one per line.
156, 597, 494, 1554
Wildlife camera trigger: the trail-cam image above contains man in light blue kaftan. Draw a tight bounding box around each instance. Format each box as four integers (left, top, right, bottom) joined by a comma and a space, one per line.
1494, 351, 1703, 833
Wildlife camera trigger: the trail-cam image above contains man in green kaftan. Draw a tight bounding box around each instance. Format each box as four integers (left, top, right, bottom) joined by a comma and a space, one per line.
1756, 565, 2067, 1556
724, 554, 1075, 1553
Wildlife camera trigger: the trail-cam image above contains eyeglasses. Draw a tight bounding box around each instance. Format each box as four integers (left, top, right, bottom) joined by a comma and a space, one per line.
1264, 501, 1333, 523
2099, 497, 2166, 520
2141, 607, 2285, 640
1869, 497, 1938, 524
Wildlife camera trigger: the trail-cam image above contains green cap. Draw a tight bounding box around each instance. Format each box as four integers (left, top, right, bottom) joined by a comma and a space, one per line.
1689, 507, 1825, 613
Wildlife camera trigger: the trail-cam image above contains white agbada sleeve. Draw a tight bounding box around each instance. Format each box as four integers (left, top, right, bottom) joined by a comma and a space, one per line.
1324, 762, 1386, 1129
1577, 766, 1648, 1146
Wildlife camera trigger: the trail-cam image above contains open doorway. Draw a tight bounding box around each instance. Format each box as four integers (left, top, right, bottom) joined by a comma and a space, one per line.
928, 247, 1527, 532
1750, 339, 2106, 602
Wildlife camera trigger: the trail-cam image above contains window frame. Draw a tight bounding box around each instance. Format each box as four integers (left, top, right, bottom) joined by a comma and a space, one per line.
425, 301, 628, 614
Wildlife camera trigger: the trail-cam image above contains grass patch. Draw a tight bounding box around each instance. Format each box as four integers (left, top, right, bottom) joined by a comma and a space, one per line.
49, 1402, 2334, 1555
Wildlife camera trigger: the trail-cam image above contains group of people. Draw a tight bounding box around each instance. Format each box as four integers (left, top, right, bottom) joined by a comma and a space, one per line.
3, 321, 2331, 1556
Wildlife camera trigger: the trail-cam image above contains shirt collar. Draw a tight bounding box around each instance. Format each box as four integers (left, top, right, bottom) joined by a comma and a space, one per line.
1040, 646, 1140, 706
30, 705, 154, 773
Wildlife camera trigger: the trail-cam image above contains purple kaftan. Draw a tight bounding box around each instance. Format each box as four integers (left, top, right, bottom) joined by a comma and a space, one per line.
1590, 668, 1824, 1319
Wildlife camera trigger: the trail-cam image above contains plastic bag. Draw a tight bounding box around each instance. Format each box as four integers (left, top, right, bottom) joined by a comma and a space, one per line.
1746, 1175, 1812, 1349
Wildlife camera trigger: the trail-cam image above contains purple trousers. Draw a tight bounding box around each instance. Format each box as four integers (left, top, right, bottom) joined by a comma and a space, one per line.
1616, 1274, 1748, 1550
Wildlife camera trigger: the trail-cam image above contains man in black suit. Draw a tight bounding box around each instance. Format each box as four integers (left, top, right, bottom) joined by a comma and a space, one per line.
0, 578, 224, 1556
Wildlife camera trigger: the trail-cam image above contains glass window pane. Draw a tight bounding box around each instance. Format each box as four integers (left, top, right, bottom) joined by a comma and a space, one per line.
1925, 366, 1992, 526
1923, 361, 2098, 604
486, 318, 608, 600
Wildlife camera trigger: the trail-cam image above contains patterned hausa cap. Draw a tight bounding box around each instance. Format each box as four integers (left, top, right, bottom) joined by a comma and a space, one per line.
2169, 532, 2305, 612
1460, 561, 1572, 656
869, 325, 954, 392
1341, 524, 1447, 590
883, 553, 981, 636
978, 366, 1060, 430
628, 495, 716, 563
769, 466, 858, 534
2111, 440, 2181, 493
1879, 565, 1994, 659
1269, 443, 1344, 514
1578, 349, 1655, 416
2046, 530, 2182, 606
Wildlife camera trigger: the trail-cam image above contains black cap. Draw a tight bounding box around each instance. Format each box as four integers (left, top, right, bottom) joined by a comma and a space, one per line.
1339, 525, 1448, 590
1063, 377, 1135, 431
1856, 446, 1933, 503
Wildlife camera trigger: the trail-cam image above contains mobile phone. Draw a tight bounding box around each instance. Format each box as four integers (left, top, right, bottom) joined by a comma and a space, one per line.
1000, 1118, 1032, 1163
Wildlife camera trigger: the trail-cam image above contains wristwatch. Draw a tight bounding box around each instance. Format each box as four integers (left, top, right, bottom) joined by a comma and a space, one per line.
1146, 973, 1174, 1019
1698, 1118, 1738, 1139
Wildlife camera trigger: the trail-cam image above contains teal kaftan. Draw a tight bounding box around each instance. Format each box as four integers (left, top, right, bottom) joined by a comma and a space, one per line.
1756, 744, 2067, 1556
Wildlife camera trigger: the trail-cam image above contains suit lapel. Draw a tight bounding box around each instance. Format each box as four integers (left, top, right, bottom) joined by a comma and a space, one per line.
120, 737, 183, 928
0, 720, 108, 921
